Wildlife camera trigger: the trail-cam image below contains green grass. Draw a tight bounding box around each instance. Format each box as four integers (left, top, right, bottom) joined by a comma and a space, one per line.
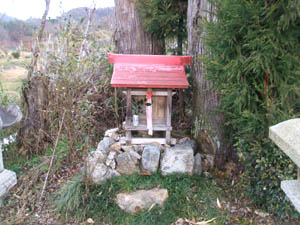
55, 173, 229, 225
4, 138, 70, 175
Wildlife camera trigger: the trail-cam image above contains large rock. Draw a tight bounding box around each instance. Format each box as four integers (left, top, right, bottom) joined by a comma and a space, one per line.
129, 151, 141, 160
133, 145, 144, 154
175, 139, 197, 153
142, 145, 160, 173
193, 153, 202, 176
116, 152, 139, 175
86, 151, 106, 166
116, 188, 168, 213
105, 128, 119, 137
106, 151, 117, 169
86, 151, 120, 183
160, 146, 194, 176
88, 163, 120, 183
110, 142, 122, 153
96, 137, 115, 152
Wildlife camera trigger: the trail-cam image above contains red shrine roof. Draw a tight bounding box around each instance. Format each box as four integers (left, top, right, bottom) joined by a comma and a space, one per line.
108, 53, 191, 89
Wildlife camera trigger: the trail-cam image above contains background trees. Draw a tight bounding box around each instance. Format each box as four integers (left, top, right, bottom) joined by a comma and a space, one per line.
136, 0, 188, 55
204, 0, 300, 216
113, 0, 164, 54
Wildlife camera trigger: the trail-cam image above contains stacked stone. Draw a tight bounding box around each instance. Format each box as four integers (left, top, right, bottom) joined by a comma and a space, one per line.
85, 128, 202, 184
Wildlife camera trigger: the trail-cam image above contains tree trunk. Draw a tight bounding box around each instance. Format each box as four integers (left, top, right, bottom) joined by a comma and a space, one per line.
17, 0, 51, 157
177, 15, 184, 56
187, 0, 231, 170
113, 0, 165, 54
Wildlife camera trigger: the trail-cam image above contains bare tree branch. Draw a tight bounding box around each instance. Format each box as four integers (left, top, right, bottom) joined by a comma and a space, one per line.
78, 4, 96, 64
28, 0, 51, 78
40, 110, 65, 202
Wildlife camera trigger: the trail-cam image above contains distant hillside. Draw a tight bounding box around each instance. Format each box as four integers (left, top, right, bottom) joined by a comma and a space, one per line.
0, 13, 16, 22
0, 7, 115, 49
61, 7, 114, 21
60, 7, 115, 29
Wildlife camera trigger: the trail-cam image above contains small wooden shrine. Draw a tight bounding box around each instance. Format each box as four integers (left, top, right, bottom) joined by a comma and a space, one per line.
108, 53, 191, 145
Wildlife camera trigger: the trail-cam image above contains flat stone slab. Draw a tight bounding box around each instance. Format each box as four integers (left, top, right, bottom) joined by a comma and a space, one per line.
269, 118, 300, 167
116, 152, 139, 175
281, 180, 300, 213
0, 169, 17, 199
116, 188, 168, 213
142, 145, 160, 173
160, 146, 194, 176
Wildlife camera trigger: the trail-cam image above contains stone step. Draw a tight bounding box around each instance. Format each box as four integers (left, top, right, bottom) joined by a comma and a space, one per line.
281, 180, 300, 213
269, 118, 300, 167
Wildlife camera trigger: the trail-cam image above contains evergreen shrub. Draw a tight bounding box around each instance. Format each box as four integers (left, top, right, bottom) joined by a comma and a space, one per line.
204, 0, 300, 217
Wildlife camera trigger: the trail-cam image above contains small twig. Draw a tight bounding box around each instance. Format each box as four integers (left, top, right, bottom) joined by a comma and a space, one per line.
39, 110, 66, 201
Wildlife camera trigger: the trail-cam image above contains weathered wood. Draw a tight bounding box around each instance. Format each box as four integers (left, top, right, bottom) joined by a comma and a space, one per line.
124, 123, 172, 131
125, 88, 133, 144
120, 137, 176, 145
17, 0, 51, 156
166, 131, 171, 143
126, 131, 132, 145
0, 144, 3, 173
126, 88, 132, 125
188, 0, 230, 169
131, 95, 166, 121
165, 89, 172, 144
153, 96, 166, 120
166, 89, 172, 127
113, 0, 164, 55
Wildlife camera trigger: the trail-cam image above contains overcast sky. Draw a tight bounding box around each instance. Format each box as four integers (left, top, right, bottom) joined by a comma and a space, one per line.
0, 0, 115, 20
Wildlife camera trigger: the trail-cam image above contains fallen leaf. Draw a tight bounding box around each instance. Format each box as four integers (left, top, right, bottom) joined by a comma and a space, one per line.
134, 206, 142, 214
185, 218, 216, 225
255, 209, 269, 217
184, 217, 216, 225
87, 218, 95, 224
140, 168, 152, 176
148, 203, 156, 211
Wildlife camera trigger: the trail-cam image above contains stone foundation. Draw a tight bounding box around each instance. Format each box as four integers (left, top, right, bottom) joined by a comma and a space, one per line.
85, 128, 202, 184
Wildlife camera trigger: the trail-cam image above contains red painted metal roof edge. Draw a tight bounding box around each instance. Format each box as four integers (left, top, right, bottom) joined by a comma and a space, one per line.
111, 83, 189, 89
107, 53, 191, 66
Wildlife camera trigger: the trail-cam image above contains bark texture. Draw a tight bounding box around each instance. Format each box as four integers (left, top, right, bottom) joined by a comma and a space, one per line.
187, 0, 230, 169
113, 0, 164, 54
17, 0, 51, 156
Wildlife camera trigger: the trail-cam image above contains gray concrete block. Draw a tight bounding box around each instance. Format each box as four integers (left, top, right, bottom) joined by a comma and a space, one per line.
0, 169, 17, 203
269, 118, 300, 167
281, 180, 300, 213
